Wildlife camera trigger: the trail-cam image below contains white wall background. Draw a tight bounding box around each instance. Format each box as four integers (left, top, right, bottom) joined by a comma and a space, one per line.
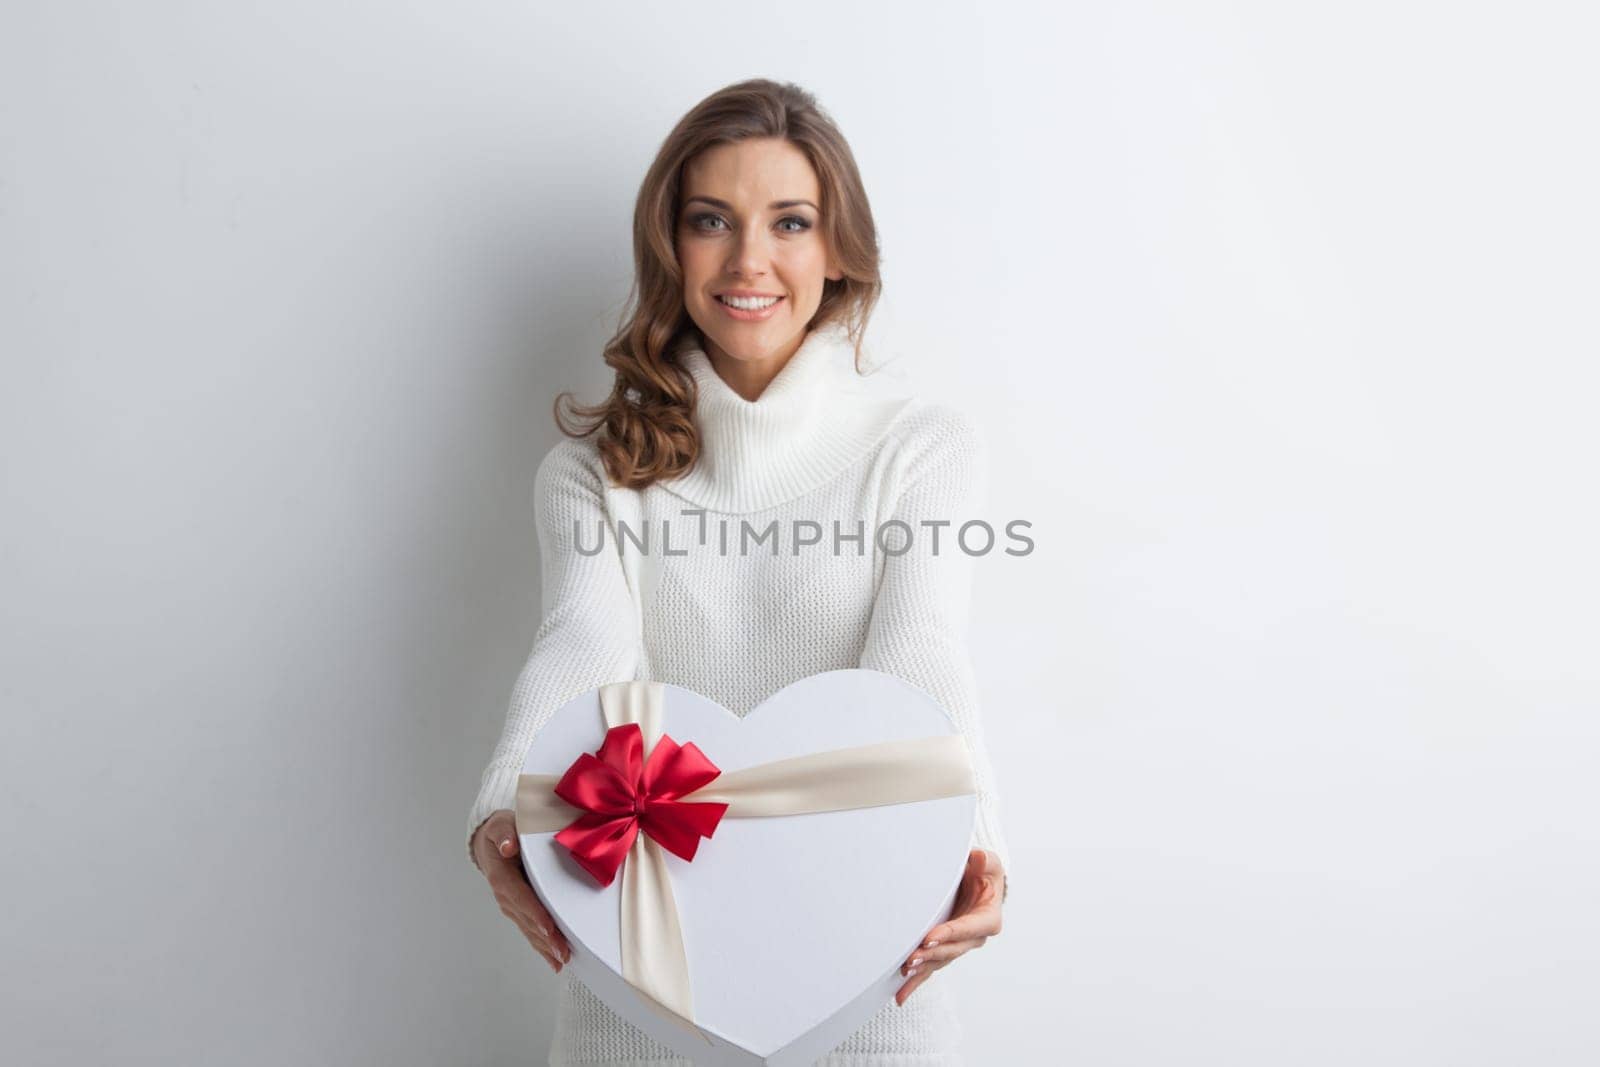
3, 2, 1596, 1064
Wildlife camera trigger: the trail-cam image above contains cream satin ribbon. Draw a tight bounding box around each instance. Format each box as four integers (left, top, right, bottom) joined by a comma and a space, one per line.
514, 679, 977, 1037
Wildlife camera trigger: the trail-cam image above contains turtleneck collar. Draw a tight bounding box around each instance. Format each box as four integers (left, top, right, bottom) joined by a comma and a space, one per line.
655, 320, 915, 514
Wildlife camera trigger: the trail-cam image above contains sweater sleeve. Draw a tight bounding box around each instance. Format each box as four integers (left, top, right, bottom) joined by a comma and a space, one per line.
857, 406, 1012, 876
466, 439, 643, 870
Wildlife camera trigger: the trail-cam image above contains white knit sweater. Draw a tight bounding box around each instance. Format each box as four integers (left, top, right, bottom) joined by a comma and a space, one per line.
468, 320, 1011, 1066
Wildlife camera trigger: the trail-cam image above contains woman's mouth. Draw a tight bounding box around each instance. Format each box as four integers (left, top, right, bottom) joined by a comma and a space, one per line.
715, 294, 784, 321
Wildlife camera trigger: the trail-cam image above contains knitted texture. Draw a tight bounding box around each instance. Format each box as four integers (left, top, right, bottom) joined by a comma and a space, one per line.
468, 322, 1010, 1065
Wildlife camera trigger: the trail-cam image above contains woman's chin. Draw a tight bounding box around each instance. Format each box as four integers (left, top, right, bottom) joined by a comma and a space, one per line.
704, 324, 800, 363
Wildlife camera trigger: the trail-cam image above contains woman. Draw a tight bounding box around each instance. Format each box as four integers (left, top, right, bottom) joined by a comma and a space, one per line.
468, 78, 1009, 1066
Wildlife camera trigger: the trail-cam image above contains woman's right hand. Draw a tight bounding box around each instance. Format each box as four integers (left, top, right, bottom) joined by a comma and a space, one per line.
472, 809, 572, 973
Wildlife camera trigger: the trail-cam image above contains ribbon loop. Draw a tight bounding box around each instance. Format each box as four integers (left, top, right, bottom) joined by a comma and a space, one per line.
552, 721, 730, 888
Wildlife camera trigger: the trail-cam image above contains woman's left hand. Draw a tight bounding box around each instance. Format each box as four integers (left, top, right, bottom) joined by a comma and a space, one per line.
896, 848, 1006, 1006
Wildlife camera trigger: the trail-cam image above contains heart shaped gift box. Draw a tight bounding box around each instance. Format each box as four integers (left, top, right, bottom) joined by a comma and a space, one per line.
514, 668, 978, 1066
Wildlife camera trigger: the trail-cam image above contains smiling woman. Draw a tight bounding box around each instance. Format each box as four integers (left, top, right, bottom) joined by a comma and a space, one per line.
468, 77, 1010, 1067
674, 141, 843, 401
541, 79, 890, 490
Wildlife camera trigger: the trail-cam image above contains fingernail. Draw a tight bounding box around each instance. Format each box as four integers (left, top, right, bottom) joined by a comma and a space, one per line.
924, 939, 941, 948
500, 838, 513, 853
905, 967, 919, 978
910, 956, 923, 969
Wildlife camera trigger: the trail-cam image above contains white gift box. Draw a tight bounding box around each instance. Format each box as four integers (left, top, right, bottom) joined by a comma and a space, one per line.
515, 668, 978, 1066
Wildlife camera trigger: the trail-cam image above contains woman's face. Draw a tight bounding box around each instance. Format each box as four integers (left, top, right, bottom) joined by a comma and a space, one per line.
676, 137, 842, 372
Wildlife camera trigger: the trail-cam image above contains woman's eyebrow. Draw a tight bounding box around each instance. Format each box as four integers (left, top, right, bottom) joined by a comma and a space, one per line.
684, 196, 819, 211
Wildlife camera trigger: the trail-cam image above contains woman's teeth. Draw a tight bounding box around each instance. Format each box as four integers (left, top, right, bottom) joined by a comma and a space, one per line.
718, 295, 781, 310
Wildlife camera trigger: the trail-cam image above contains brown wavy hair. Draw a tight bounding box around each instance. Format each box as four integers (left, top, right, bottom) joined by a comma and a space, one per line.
553, 78, 883, 490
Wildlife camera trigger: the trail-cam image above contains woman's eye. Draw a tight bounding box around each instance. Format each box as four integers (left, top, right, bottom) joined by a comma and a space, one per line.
686, 213, 812, 234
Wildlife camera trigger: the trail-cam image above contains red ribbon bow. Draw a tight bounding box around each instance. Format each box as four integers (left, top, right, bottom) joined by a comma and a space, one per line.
552, 723, 730, 888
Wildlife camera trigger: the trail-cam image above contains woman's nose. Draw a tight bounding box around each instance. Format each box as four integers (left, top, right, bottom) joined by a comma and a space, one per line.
726, 233, 770, 277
